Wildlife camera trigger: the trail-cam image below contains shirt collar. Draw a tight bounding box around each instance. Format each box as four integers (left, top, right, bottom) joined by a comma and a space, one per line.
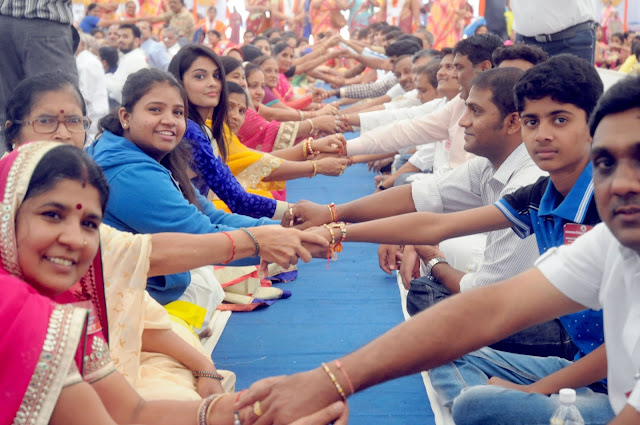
539, 162, 594, 223
492, 143, 530, 186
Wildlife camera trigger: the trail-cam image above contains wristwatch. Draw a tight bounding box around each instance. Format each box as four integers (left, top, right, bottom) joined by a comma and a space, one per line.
425, 257, 448, 281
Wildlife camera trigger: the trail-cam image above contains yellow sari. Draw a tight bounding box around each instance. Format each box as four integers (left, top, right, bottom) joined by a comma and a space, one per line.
211, 124, 286, 212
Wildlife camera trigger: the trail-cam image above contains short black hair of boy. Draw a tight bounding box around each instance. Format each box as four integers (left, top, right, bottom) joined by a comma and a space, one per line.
119, 23, 141, 38
589, 74, 640, 136
514, 54, 603, 120
453, 33, 504, 66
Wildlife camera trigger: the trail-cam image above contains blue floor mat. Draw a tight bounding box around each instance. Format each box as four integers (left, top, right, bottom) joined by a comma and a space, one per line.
213, 163, 435, 424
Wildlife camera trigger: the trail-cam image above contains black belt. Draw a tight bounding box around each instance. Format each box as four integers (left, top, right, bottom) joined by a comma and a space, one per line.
522, 20, 595, 43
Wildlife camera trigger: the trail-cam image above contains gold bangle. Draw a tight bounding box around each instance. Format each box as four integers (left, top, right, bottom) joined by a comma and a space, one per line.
302, 140, 309, 158
310, 160, 317, 178
307, 118, 315, 135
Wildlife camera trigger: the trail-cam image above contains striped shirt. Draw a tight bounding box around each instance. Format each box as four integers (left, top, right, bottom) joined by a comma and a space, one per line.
0, 0, 73, 24
411, 143, 547, 291
339, 73, 398, 99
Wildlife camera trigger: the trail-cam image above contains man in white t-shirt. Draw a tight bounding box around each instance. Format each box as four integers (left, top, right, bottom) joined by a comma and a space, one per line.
510, 0, 597, 63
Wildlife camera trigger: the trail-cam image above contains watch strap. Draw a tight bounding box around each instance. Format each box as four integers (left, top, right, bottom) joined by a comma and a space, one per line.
425, 256, 448, 280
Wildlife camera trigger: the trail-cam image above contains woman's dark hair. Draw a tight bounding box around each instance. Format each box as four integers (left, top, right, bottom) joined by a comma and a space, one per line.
514, 54, 603, 121
168, 44, 229, 162
240, 44, 263, 62
26, 145, 110, 213
250, 36, 270, 46
226, 81, 248, 105
611, 32, 624, 43
220, 56, 242, 75
98, 68, 200, 208
272, 41, 292, 57
244, 63, 264, 81
4, 72, 87, 152
589, 74, 640, 137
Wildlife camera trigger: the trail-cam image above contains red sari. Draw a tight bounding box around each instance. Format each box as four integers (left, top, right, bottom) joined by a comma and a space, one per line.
1, 142, 114, 424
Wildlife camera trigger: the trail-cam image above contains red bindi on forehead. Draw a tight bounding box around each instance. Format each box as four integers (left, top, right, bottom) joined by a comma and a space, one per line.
76, 203, 82, 210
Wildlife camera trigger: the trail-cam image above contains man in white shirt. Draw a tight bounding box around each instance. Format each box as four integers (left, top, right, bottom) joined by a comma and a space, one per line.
105, 23, 149, 104
75, 33, 108, 142
346, 34, 504, 173
236, 74, 640, 425
511, 0, 597, 63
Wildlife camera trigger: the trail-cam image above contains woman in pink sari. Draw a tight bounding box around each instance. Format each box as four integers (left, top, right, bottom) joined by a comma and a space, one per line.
231, 62, 341, 152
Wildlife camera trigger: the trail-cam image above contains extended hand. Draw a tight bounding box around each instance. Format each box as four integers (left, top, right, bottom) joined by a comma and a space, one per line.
250, 225, 328, 267
280, 200, 332, 230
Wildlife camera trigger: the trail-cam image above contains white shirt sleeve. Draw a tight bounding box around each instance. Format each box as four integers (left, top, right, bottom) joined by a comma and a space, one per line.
347, 96, 457, 156
408, 144, 435, 172
358, 97, 445, 134
385, 83, 406, 99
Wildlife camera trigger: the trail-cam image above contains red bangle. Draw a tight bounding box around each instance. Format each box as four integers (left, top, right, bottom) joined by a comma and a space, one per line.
334, 360, 355, 396
221, 231, 235, 264
328, 202, 338, 222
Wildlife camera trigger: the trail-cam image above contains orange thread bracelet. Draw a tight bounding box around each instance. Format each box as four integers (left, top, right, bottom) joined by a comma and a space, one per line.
221, 231, 235, 264
334, 360, 355, 396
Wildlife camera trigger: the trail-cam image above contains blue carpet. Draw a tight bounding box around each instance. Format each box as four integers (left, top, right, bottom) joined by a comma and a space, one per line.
213, 153, 435, 424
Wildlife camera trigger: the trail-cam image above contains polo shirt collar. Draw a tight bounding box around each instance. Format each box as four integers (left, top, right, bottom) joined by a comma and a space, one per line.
539, 162, 593, 223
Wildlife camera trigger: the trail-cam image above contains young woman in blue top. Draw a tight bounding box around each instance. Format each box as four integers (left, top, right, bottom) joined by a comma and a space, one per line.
167, 45, 349, 219
90, 68, 275, 330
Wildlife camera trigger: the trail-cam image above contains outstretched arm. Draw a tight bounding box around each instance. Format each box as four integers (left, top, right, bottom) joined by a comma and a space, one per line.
342, 204, 511, 246
236, 268, 586, 424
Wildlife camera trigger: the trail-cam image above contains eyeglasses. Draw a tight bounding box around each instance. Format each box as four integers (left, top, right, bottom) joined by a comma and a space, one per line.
14, 116, 92, 134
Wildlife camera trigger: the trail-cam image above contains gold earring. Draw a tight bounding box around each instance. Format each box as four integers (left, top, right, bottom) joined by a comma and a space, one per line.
123, 123, 128, 128
83, 240, 88, 246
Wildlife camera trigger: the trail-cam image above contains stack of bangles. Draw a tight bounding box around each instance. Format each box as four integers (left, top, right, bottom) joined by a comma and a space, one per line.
302, 137, 319, 159
196, 393, 226, 425
320, 360, 355, 401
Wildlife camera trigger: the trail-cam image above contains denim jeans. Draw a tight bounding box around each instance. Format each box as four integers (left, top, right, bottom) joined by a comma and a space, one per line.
429, 347, 614, 425
515, 25, 596, 64
407, 277, 577, 359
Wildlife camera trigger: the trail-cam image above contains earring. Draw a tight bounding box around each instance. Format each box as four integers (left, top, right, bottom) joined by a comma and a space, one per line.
123, 123, 128, 128
83, 240, 88, 246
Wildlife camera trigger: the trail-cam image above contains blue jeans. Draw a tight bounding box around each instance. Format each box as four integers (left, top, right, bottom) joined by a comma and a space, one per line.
429, 347, 614, 425
515, 25, 596, 64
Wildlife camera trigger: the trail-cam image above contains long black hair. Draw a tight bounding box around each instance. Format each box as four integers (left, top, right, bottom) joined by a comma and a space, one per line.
168, 44, 229, 162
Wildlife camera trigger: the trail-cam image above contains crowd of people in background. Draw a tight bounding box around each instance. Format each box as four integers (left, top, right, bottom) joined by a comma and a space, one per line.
3, 0, 640, 424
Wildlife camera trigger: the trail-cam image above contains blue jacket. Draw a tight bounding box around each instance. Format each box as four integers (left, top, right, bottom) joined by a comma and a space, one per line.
88, 130, 274, 304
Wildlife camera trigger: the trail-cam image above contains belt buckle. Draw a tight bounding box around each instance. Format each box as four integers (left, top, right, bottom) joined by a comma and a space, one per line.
534, 34, 552, 43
